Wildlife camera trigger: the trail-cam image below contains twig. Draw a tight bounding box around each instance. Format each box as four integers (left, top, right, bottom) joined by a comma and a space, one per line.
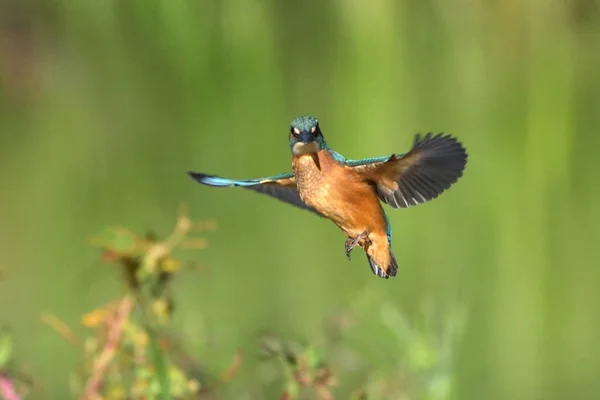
316, 386, 335, 400
219, 351, 243, 383
41, 312, 81, 347
142, 204, 192, 274
80, 295, 134, 400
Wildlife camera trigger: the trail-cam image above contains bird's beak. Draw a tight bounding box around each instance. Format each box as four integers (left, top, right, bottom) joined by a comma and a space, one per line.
298, 130, 313, 144
292, 132, 320, 155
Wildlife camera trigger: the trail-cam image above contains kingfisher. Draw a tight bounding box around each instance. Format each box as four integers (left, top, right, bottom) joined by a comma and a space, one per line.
188, 116, 467, 279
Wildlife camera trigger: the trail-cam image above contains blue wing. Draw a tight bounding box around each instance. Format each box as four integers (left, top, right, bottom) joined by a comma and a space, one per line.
328, 149, 394, 167
344, 155, 395, 167
343, 133, 468, 208
187, 171, 322, 216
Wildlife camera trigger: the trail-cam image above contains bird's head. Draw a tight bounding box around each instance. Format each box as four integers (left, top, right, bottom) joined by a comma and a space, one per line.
289, 115, 327, 155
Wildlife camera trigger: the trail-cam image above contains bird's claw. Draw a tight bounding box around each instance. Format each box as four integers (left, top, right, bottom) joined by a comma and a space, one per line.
345, 230, 370, 260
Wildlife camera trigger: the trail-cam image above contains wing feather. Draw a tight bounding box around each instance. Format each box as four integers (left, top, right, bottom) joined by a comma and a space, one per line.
187, 171, 322, 216
350, 133, 467, 208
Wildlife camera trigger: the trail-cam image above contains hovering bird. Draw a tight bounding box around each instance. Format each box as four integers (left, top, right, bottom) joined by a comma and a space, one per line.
188, 116, 467, 279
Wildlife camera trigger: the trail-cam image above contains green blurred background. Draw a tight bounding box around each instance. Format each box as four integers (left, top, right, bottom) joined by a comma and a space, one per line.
1, 0, 600, 398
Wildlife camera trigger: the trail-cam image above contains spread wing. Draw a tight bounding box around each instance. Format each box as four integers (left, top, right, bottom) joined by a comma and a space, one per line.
347, 133, 467, 208
187, 171, 322, 216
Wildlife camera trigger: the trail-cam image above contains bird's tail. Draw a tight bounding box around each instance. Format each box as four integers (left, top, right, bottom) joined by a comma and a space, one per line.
366, 250, 398, 279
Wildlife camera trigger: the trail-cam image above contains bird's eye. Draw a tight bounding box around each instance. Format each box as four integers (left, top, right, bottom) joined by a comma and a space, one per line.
291, 127, 301, 136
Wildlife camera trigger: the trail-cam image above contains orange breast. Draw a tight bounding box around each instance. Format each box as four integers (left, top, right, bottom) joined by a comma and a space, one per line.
292, 150, 387, 238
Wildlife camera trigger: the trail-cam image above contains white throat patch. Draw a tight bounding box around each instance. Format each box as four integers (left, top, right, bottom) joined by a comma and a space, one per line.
292, 141, 320, 155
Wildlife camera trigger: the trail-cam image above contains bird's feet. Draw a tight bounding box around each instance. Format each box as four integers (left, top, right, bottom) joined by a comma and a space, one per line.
345, 230, 370, 260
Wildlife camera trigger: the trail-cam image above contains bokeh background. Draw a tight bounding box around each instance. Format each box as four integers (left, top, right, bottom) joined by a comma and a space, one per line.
1, 0, 600, 398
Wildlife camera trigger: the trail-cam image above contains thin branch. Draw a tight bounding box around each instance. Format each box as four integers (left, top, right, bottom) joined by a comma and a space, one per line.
41, 312, 81, 347
80, 295, 134, 400
142, 204, 192, 274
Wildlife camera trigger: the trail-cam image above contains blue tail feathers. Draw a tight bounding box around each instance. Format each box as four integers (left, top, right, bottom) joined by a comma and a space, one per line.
366, 251, 398, 279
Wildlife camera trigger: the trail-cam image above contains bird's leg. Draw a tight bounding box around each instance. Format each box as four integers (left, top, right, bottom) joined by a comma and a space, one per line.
345, 230, 370, 260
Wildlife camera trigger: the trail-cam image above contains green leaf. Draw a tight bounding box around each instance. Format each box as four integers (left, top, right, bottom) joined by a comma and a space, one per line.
90, 227, 140, 255
147, 327, 171, 400
285, 380, 299, 398
305, 346, 323, 369
0, 329, 13, 368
